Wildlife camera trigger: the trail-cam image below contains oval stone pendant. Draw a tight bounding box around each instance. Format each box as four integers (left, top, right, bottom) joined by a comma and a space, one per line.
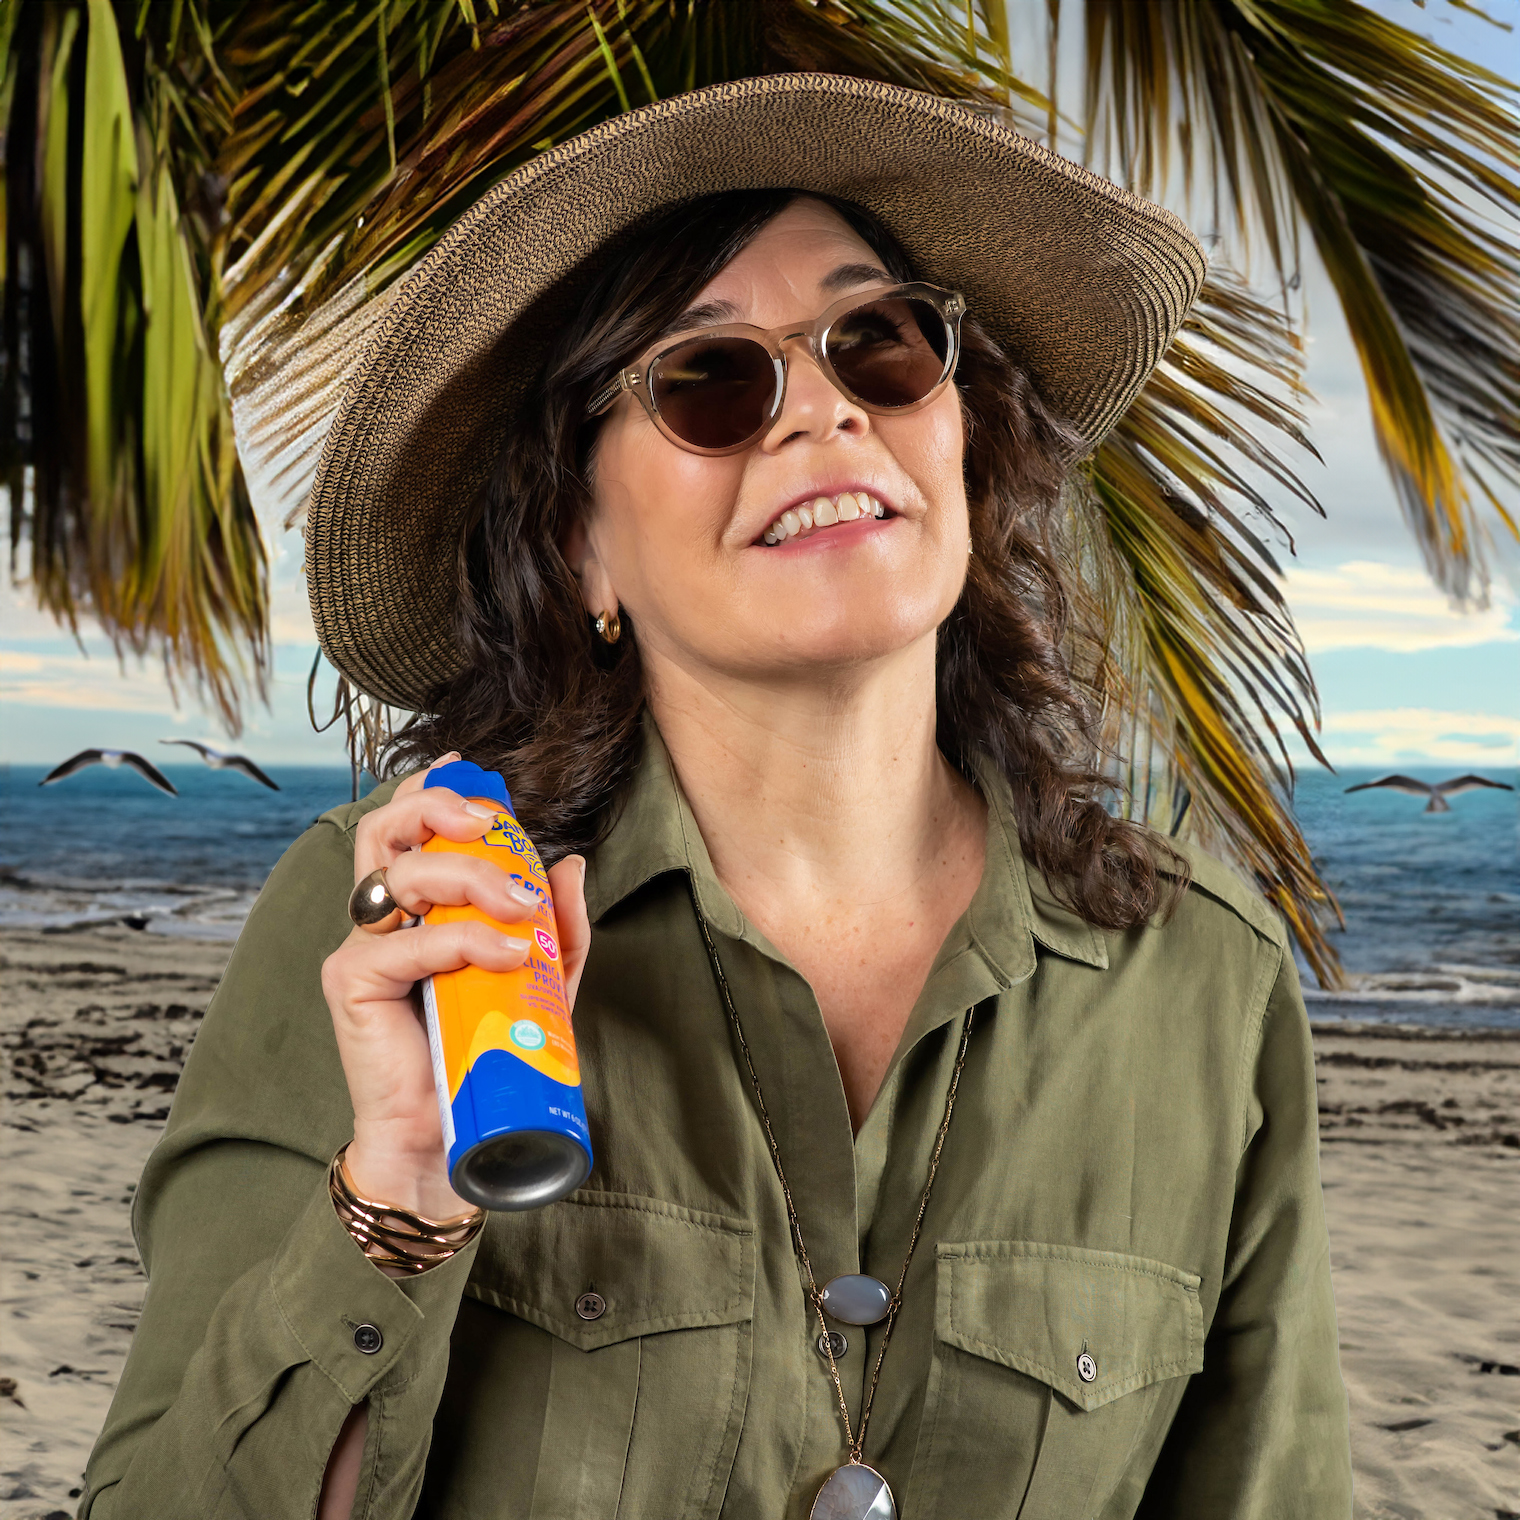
811, 1462, 896, 1520
819, 1273, 892, 1325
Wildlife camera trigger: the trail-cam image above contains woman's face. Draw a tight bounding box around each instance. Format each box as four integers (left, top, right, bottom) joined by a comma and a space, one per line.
569, 197, 969, 689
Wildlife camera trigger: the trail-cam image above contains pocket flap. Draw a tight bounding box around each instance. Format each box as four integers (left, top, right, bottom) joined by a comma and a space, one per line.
468, 1191, 756, 1351
936, 1241, 1203, 1412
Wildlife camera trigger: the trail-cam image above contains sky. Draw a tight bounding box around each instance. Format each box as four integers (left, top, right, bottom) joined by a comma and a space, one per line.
2, 1, 1517, 777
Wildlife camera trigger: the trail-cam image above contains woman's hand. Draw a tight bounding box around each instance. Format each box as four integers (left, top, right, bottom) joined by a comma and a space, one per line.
320, 755, 591, 1219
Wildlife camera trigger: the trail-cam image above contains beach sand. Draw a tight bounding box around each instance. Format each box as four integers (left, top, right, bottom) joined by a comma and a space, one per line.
3, 926, 1518, 1519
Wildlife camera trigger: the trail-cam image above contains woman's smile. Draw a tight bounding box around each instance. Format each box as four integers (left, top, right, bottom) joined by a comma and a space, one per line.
757, 488, 891, 546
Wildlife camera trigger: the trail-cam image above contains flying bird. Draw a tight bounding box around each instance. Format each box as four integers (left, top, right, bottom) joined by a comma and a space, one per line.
1344, 774, 1515, 813
159, 739, 280, 791
39, 749, 178, 796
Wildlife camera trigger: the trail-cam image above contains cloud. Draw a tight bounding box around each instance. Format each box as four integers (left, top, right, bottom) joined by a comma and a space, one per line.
1295, 707, 1520, 768
1282, 561, 1518, 652
0, 649, 186, 715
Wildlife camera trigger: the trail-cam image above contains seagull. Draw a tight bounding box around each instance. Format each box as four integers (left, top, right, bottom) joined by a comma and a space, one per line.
159, 739, 280, 791
1344, 774, 1515, 813
39, 749, 178, 796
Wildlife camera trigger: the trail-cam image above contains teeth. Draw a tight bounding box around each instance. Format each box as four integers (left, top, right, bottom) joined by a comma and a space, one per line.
761, 492, 885, 545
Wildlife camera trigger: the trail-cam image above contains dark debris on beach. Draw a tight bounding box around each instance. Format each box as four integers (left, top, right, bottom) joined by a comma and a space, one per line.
1, 941, 221, 1126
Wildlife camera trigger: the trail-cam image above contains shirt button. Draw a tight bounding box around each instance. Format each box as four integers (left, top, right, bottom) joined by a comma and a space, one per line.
816, 1330, 849, 1360
353, 1323, 383, 1355
575, 1291, 606, 1321
1077, 1352, 1097, 1383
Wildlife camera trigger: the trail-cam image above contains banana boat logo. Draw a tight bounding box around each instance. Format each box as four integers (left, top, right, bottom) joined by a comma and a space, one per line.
481, 811, 547, 877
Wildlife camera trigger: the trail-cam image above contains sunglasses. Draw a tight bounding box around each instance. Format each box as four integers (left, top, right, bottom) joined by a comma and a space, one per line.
585, 282, 966, 456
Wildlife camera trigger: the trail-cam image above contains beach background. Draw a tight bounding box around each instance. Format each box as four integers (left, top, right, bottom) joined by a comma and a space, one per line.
1, 760, 1517, 1520
3, 2, 1518, 1513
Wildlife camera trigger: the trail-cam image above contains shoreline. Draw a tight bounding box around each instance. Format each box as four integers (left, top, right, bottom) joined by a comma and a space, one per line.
3, 926, 1518, 1519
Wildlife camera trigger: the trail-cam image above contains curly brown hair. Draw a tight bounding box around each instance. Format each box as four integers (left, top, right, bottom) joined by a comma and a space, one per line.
384, 188, 1186, 929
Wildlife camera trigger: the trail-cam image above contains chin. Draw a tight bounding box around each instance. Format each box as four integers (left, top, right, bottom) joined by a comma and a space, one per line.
745, 606, 945, 674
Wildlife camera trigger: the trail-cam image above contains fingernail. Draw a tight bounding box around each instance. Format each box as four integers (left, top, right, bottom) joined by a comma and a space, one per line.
495, 935, 530, 953
462, 800, 498, 819
433, 751, 461, 765
505, 885, 539, 910
571, 854, 587, 886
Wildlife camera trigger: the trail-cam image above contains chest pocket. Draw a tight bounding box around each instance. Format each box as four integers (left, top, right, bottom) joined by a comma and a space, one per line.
440, 1192, 755, 1520
907, 1242, 1204, 1520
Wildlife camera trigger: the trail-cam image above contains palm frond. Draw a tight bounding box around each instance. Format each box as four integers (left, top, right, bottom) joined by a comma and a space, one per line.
1082, 0, 1520, 601
1080, 271, 1343, 983
2, 0, 267, 728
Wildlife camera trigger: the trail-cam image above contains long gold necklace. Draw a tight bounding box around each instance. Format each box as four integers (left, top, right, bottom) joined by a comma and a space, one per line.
698, 915, 975, 1520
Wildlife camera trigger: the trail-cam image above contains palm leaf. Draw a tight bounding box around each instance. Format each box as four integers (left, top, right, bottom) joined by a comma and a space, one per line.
2, 0, 267, 727
1081, 0, 1520, 601
1081, 272, 1343, 984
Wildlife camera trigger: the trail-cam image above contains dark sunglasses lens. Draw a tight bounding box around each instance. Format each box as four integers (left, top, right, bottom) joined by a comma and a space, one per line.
826, 297, 951, 408
650, 337, 777, 449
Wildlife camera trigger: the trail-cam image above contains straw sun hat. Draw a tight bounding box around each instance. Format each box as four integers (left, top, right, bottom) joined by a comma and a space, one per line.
306, 72, 1206, 713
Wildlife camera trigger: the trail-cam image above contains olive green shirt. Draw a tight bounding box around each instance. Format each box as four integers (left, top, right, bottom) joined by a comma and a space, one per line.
82, 725, 1351, 1519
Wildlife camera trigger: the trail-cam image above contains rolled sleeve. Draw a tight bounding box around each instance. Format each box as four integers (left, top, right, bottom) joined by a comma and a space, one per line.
86, 1164, 476, 1520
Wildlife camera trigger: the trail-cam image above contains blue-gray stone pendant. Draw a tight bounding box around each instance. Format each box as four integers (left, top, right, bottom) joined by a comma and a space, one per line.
819, 1274, 892, 1326
811, 1462, 896, 1520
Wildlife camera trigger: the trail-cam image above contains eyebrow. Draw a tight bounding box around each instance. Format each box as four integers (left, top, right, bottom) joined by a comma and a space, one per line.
653, 261, 895, 342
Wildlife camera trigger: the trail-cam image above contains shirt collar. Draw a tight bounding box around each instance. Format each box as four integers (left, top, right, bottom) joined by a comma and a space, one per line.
583, 711, 1107, 974
583, 712, 743, 937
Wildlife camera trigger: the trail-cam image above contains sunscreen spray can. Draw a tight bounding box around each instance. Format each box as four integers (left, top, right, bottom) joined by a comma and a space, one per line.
420, 761, 592, 1210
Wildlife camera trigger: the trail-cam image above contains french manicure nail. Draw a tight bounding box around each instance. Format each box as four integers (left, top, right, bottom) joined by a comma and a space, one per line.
496, 935, 530, 953
462, 801, 498, 819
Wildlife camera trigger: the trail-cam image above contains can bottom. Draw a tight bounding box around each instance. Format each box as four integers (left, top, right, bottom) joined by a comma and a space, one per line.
452, 1130, 591, 1212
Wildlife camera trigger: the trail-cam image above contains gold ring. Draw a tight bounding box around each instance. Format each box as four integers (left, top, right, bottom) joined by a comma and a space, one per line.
348, 867, 405, 934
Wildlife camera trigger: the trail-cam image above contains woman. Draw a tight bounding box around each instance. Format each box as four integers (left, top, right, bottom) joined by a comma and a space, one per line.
82, 75, 1351, 1520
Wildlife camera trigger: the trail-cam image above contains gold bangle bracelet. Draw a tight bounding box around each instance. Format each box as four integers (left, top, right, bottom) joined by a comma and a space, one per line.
328, 1144, 485, 1276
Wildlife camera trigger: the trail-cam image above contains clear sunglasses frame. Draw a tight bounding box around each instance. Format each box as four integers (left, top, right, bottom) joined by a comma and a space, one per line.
584, 281, 967, 457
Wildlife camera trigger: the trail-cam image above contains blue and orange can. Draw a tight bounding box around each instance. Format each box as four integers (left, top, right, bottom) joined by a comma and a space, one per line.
420, 761, 592, 1210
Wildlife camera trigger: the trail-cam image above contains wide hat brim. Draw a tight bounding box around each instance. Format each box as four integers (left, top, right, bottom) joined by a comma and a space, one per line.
306, 72, 1205, 712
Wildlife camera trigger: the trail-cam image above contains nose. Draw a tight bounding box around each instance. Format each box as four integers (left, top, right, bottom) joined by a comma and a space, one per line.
759, 332, 869, 452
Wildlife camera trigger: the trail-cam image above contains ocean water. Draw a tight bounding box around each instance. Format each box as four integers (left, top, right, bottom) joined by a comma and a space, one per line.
1289, 766, 1518, 1031
0, 764, 368, 940
1, 761, 1516, 1027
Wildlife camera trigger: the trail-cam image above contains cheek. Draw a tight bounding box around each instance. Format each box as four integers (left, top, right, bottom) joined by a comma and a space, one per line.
922, 392, 970, 509
590, 414, 740, 604
885, 391, 970, 545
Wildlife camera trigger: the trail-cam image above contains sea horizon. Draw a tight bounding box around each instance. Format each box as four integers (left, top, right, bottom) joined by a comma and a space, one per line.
2, 760, 1515, 1030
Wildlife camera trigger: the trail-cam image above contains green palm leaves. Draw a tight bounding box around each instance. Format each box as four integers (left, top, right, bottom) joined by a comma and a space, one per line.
1066, 0, 1520, 979
1081, 0, 1520, 599
3, 0, 1517, 982
3, 0, 266, 723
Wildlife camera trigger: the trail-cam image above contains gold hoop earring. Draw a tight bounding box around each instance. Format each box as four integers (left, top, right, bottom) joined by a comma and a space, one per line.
594, 610, 622, 644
